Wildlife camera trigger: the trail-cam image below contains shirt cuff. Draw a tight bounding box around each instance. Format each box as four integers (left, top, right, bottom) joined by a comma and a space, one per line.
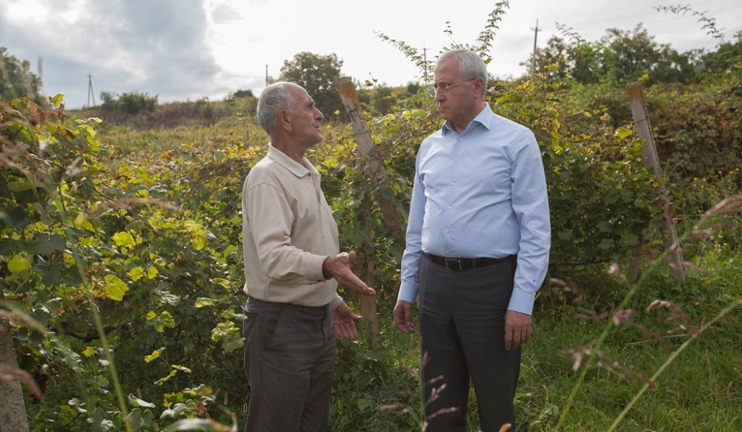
330, 294, 344, 310
397, 281, 419, 303
507, 288, 535, 315
305, 254, 330, 283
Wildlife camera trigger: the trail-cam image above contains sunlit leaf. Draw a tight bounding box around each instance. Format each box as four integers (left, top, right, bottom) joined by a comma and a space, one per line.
103, 274, 128, 301
8, 254, 32, 273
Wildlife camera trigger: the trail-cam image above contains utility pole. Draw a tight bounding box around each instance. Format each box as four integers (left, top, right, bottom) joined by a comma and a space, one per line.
530, 19, 540, 76
37, 56, 43, 92
423, 45, 428, 85
86, 72, 95, 108
265, 65, 269, 87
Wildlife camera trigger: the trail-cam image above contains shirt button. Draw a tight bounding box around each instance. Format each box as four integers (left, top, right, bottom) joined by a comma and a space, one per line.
452, 181, 456, 185
455, 158, 460, 163
445, 229, 450, 233
447, 205, 452, 210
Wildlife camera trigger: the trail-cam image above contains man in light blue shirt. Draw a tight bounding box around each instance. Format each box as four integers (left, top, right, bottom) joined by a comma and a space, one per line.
394, 49, 550, 432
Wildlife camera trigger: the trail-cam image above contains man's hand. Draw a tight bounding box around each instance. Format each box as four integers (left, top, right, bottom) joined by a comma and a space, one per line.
504, 310, 532, 351
323, 251, 376, 296
393, 300, 414, 333
332, 301, 361, 340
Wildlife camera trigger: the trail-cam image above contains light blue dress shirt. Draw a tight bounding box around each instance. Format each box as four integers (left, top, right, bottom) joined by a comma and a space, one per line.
397, 103, 551, 315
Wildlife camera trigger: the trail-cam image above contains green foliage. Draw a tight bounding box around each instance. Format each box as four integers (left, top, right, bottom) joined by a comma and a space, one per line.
230, 89, 253, 99
0, 47, 44, 105
528, 25, 701, 86
279, 52, 346, 121
492, 74, 661, 265
100, 92, 158, 114
700, 31, 742, 78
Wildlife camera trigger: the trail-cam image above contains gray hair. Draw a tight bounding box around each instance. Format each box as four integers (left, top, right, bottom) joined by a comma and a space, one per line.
256, 82, 295, 135
438, 49, 488, 96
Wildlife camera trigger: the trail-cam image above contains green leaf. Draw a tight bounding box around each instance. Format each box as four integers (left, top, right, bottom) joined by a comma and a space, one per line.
159, 403, 191, 419
41, 263, 62, 286
124, 408, 155, 431
160, 419, 229, 432
0, 207, 35, 229
29, 233, 66, 255
127, 394, 156, 408
7, 180, 35, 192
0, 238, 23, 254
7, 254, 32, 273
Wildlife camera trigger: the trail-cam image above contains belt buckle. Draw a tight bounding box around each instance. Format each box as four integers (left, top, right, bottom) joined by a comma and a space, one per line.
444, 258, 463, 271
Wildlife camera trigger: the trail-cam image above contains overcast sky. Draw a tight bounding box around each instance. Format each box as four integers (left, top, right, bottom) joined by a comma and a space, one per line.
1, 0, 740, 109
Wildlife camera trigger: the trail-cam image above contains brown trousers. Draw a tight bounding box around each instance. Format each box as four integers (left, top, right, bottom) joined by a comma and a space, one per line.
242, 298, 335, 432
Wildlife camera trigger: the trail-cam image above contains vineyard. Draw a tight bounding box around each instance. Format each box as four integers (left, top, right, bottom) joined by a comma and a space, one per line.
2, 11, 742, 432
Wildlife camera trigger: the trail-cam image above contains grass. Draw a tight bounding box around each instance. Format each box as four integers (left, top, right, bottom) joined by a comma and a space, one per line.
365, 249, 742, 432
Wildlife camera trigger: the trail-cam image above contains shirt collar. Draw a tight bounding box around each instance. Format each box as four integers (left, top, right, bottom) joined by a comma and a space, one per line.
441, 102, 495, 135
267, 144, 317, 178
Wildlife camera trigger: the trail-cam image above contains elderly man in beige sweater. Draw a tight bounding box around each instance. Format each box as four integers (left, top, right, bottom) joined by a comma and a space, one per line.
240, 81, 376, 432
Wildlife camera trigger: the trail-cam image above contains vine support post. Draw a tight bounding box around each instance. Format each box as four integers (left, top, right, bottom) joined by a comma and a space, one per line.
626, 82, 685, 283
0, 280, 31, 432
334, 77, 407, 346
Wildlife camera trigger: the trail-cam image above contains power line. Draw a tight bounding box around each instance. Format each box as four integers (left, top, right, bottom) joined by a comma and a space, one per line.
539, 0, 732, 23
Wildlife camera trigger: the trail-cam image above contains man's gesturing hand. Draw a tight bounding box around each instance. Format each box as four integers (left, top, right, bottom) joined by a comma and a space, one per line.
393, 300, 414, 333
332, 301, 361, 340
504, 310, 532, 351
323, 251, 376, 296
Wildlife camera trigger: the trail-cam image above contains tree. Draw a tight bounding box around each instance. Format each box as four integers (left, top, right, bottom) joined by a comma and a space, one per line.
0, 47, 43, 105
700, 31, 742, 77
278, 52, 345, 121
525, 25, 699, 85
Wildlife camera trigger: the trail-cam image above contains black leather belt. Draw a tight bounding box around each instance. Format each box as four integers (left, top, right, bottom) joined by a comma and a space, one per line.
425, 253, 515, 271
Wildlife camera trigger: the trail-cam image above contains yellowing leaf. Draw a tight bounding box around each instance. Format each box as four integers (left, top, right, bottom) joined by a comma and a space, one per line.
7, 254, 32, 274
128, 267, 145, 282
83, 346, 96, 357
112, 231, 135, 248
615, 127, 633, 140
103, 275, 129, 301
147, 267, 158, 280
144, 348, 163, 363
195, 298, 214, 308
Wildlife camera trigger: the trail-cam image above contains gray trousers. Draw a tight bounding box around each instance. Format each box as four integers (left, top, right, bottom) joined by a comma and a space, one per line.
242, 297, 335, 432
419, 254, 521, 432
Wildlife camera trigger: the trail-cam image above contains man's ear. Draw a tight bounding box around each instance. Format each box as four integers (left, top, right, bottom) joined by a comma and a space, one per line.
278, 109, 292, 132
472, 77, 485, 97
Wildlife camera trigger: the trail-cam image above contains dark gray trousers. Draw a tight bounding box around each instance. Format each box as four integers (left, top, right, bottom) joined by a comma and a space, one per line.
242, 297, 335, 432
419, 254, 521, 432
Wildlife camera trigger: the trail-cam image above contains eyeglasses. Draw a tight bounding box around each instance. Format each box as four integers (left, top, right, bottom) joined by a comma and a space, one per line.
429, 78, 475, 94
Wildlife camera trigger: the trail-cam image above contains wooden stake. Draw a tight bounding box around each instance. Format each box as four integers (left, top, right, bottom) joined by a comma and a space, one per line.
627, 83, 685, 282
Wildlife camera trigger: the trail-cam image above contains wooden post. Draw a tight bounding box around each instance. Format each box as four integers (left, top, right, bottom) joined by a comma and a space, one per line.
0, 280, 31, 432
334, 77, 407, 346
626, 83, 685, 282
334, 77, 405, 249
